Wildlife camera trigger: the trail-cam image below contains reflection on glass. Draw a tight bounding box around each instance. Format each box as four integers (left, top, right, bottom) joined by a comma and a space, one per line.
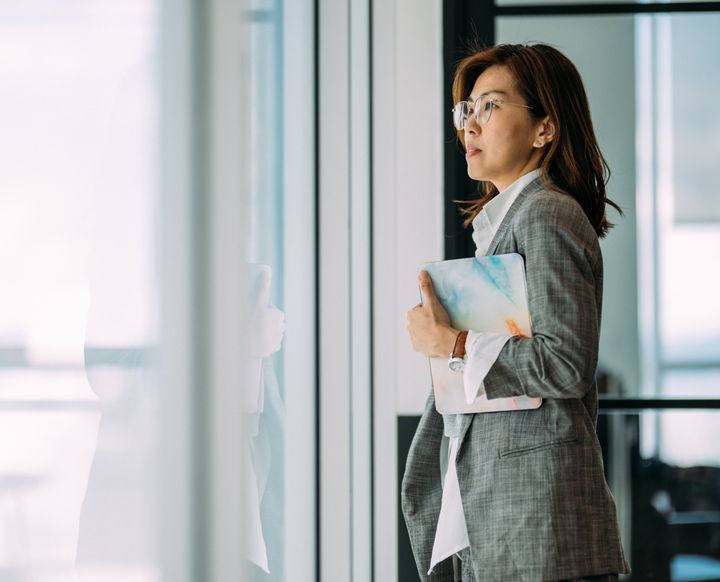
243, 264, 286, 574
600, 410, 720, 581
0, 2, 160, 581
244, 5, 286, 579
0, 405, 99, 580
244, 0, 316, 577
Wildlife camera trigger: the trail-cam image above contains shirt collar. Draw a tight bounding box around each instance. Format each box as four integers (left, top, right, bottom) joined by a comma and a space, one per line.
472, 168, 542, 232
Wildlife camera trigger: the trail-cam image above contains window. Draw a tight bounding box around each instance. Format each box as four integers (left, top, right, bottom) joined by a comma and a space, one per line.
0, 2, 318, 580
245, 1, 317, 579
0, 2, 161, 580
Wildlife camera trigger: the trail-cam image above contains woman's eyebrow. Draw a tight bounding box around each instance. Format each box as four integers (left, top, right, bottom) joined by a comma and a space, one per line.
467, 89, 509, 101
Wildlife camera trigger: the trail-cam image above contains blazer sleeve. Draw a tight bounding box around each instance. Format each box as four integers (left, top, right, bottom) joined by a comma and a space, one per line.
483, 193, 602, 400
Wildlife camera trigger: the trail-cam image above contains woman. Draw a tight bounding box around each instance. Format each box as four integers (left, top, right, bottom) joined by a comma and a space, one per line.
403, 43, 630, 582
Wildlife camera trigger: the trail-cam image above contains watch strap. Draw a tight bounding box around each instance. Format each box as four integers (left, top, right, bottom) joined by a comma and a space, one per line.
451, 330, 469, 359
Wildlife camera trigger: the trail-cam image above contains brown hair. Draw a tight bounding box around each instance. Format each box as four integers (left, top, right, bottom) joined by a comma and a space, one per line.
452, 43, 622, 237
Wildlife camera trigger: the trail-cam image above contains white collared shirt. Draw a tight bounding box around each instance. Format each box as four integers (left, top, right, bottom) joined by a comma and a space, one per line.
464, 168, 541, 403
428, 168, 541, 574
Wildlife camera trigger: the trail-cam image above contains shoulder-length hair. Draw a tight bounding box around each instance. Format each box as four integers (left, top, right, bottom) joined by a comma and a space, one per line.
452, 43, 621, 237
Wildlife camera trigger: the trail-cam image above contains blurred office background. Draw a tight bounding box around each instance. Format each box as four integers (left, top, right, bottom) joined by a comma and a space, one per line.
0, 0, 718, 581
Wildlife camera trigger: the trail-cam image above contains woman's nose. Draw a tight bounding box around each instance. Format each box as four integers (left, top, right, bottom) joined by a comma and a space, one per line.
464, 118, 479, 138
464, 112, 480, 136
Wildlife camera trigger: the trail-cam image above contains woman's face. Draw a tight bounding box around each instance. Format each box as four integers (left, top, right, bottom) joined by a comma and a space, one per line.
463, 65, 548, 191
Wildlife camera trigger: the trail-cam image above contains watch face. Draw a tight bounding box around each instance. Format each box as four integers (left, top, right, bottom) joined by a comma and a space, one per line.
448, 358, 465, 373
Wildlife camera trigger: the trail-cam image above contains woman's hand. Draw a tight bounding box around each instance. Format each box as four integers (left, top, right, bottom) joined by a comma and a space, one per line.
249, 304, 286, 358
247, 267, 285, 359
406, 271, 460, 358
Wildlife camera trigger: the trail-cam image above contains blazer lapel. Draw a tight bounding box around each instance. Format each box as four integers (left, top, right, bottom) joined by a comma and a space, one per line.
456, 176, 546, 453
485, 175, 545, 257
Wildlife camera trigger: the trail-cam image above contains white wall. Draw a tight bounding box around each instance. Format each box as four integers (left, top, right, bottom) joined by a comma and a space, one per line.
372, 0, 443, 576
373, 0, 444, 418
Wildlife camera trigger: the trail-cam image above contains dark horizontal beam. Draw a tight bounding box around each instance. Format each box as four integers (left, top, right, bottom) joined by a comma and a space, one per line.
599, 397, 720, 410
497, 2, 720, 17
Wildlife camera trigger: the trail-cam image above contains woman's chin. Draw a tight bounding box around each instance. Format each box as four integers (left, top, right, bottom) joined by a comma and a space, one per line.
465, 159, 488, 182
466, 167, 486, 182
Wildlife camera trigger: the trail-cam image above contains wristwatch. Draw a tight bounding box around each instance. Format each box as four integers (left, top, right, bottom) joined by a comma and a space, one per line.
447, 330, 468, 373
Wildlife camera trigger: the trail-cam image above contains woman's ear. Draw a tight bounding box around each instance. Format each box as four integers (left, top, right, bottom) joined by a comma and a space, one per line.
533, 117, 556, 148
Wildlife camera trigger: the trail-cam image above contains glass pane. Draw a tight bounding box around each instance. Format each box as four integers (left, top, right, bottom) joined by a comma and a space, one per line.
246, 17, 283, 582
497, 13, 720, 396
671, 16, 720, 223
657, 14, 720, 365
600, 409, 720, 581
245, 3, 316, 580
497, 16, 639, 397
661, 369, 720, 398
0, 2, 161, 581
660, 224, 720, 363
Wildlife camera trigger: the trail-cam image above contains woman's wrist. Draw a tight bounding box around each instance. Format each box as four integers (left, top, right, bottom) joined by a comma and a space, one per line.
440, 326, 464, 357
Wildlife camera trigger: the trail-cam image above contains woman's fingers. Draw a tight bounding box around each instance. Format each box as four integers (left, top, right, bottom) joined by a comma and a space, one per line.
417, 271, 436, 306
405, 303, 422, 321
417, 271, 452, 328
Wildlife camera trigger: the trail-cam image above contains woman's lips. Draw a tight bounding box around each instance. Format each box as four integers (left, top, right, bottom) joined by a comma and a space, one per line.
465, 147, 481, 159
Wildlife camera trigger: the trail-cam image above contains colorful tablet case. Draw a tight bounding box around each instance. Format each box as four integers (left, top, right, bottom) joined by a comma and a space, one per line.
420, 253, 542, 414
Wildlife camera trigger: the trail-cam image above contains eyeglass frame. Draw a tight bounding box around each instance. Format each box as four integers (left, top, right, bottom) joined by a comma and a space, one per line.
452, 94, 535, 130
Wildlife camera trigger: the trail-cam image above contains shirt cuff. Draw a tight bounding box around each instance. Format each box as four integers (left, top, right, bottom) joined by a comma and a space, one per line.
463, 331, 513, 404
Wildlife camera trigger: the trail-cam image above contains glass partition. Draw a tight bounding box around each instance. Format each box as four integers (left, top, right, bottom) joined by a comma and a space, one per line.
0, 1, 317, 580
600, 408, 720, 581
497, 13, 720, 400
0, 2, 161, 580
244, 0, 317, 580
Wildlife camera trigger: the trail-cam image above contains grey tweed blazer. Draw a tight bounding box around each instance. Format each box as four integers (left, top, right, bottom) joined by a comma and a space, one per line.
401, 177, 630, 581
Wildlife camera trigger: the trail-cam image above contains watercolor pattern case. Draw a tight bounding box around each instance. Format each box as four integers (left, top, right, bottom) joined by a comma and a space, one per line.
421, 253, 542, 414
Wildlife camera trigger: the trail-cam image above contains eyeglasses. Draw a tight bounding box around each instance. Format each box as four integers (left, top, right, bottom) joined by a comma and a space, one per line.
452, 95, 534, 130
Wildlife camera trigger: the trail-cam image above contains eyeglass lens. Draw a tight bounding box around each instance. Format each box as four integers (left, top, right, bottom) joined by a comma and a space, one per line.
453, 96, 494, 130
